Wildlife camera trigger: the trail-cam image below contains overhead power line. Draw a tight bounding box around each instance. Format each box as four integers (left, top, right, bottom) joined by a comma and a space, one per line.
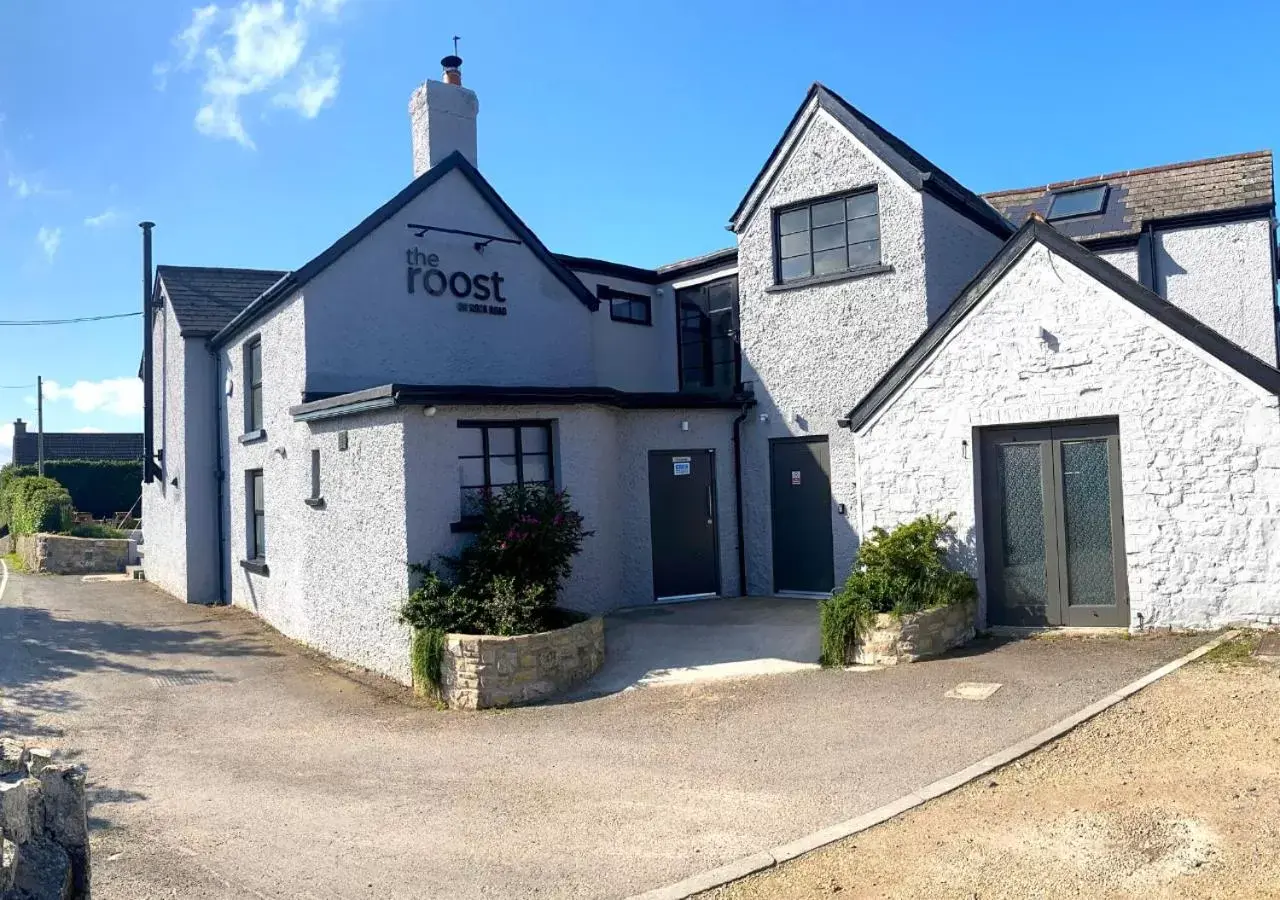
0, 384, 35, 390
0, 311, 141, 326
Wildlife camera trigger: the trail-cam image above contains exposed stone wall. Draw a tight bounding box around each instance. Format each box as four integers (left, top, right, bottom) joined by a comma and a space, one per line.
438, 617, 605, 709
855, 241, 1280, 630
16, 535, 130, 576
0, 739, 90, 899
854, 601, 976, 665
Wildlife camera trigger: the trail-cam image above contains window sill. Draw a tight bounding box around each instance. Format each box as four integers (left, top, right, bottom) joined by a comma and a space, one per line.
304, 497, 326, 509
238, 429, 267, 445
450, 519, 482, 534
240, 558, 269, 576
765, 264, 894, 293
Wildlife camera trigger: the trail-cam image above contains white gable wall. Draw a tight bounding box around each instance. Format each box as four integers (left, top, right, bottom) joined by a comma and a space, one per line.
855, 241, 1280, 629
302, 167, 597, 395
921, 194, 1005, 320
141, 300, 188, 601
735, 107, 929, 594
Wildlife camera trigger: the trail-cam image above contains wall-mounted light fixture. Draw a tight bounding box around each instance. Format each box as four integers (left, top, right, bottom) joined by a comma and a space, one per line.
758, 413, 769, 423
424, 406, 438, 417
680, 420, 689, 432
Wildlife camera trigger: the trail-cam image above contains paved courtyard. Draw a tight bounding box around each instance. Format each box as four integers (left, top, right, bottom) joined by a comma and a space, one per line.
0, 571, 1202, 899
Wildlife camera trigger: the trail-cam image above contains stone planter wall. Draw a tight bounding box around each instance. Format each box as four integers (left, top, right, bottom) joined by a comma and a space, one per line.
16, 534, 131, 575
854, 600, 976, 665
0, 739, 90, 899
435, 616, 605, 710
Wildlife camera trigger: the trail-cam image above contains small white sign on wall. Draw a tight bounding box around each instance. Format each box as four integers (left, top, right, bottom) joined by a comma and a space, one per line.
791, 470, 802, 486
673, 456, 691, 476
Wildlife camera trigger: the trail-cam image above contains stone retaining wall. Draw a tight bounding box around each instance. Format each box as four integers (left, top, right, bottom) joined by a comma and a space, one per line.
854, 600, 976, 665
437, 616, 605, 710
16, 534, 130, 575
0, 739, 90, 899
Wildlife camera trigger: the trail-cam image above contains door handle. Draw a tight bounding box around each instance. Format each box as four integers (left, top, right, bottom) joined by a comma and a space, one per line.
706, 486, 713, 524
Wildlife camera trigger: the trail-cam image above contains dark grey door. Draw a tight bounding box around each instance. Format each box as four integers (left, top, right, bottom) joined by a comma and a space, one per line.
770, 437, 835, 594
981, 420, 1129, 627
648, 450, 719, 600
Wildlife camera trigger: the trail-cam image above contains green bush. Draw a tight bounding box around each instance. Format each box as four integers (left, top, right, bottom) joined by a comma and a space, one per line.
399, 485, 592, 696
0, 459, 141, 520
819, 514, 976, 667
7, 476, 74, 536
67, 523, 128, 539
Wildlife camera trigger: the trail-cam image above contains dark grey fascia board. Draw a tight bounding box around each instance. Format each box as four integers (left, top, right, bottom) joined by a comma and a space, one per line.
291, 383, 753, 422
655, 247, 740, 281
214, 152, 599, 349
728, 83, 1013, 240
845, 218, 1280, 431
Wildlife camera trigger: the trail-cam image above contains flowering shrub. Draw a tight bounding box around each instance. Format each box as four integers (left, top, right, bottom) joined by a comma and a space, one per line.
400, 485, 591, 639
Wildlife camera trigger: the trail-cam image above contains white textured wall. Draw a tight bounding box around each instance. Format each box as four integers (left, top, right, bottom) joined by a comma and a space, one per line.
922, 194, 1005, 319
1156, 218, 1277, 365
302, 167, 597, 394
735, 108, 929, 594
1097, 247, 1141, 281
141, 301, 188, 602
402, 404, 740, 620
576, 271, 676, 392
856, 240, 1280, 630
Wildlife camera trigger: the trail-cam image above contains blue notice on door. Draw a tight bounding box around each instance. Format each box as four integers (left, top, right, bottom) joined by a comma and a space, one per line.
673, 456, 691, 476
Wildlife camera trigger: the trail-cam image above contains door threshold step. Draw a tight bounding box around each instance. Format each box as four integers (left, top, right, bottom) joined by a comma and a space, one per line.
989, 625, 1129, 637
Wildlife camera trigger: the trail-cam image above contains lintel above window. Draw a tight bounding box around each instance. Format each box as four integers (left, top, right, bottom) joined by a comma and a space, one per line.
1047, 185, 1108, 221
774, 188, 881, 285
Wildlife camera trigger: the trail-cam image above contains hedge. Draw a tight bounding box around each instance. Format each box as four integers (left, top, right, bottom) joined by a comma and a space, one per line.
6, 475, 73, 536
1, 459, 142, 520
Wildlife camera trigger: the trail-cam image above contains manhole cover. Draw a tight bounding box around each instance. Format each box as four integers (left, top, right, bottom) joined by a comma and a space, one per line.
151, 672, 227, 689
946, 681, 1003, 701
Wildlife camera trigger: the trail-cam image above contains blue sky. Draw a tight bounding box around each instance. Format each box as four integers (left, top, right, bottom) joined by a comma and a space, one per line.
1, 0, 1276, 461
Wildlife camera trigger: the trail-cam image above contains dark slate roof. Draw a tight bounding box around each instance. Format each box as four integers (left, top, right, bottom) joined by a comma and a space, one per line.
290, 384, 751, 422
156, 266, 288, 336
730, 83, 1014, 240
557, 246, 740, 286
213, 152, 598, 347
845, 217, 1280, 432
983, 151, 1275, 243
12, 431, 143, 466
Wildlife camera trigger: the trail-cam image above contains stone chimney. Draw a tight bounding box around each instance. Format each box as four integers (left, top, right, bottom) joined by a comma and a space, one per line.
409, 54, 478, 177
12, 418, 25, 436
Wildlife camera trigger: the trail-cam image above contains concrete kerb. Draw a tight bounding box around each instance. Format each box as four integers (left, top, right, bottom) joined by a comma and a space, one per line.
626, 629, 1241, 900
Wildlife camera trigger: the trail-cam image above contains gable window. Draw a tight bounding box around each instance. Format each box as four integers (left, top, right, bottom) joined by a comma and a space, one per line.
247, 469, 265, 560
457, 422, 554, 519
244, 337, 263, 433
1047, 185, 1108, 221
599, 284, 652, 326
677, 276, 739, 393
775, 189, 880, 284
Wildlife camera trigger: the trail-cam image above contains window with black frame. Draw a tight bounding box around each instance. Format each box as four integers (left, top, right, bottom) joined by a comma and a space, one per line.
457, 422, 554, 519
677, 276, 739, 393
247, 469, 265, 560
775, 188, 880, 284
244, 338, 263, 432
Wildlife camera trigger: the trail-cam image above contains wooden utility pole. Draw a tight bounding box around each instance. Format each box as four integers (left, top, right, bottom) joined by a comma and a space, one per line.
36, 374, 44, 476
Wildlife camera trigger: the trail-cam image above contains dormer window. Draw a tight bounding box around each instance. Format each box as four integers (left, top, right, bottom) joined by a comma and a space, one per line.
774, 188, 880, 285
1047, 185, 1108, 221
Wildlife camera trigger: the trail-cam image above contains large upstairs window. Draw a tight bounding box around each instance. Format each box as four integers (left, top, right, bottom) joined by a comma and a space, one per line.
775, 188, 880, 284
677, 276, 739, 394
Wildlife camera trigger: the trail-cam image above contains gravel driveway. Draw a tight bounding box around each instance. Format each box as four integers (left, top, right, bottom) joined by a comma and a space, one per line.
706, 638, 1279, 899
0, 571, 1202, 899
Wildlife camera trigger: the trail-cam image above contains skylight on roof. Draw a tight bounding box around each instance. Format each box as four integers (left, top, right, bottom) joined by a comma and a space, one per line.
1047, 184, 1108, 220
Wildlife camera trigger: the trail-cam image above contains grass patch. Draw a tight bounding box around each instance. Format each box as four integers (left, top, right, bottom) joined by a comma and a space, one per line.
2, 551, 28, 573
1200, 633, 1262, 666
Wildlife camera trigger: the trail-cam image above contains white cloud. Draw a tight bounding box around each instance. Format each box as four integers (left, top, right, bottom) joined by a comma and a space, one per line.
0, 422, 12, 466
36, 226, 61, 261
8, 171, 39, 198
83, 209, 119, 228
165, 0, 347, 148
42, 378, 143, 418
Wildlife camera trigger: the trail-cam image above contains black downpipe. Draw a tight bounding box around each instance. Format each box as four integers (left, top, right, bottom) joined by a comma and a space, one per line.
210, 340, 227, 605
140, 222, 156, 483
1144, 220, 1159, 295
731, 403, 750, 596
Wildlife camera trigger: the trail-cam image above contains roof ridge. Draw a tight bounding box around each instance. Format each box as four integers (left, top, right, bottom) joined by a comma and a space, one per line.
983, 150, 1273, 198
158, 264, 289, 274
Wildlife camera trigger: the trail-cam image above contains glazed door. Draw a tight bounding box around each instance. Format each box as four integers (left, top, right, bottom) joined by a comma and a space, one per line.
981, 421, 1128, 627
648, 450, 720, 601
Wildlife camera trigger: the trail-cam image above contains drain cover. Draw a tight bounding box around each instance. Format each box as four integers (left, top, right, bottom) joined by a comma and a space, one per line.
151, 672, 227, 689
945, 681, 1003, 701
